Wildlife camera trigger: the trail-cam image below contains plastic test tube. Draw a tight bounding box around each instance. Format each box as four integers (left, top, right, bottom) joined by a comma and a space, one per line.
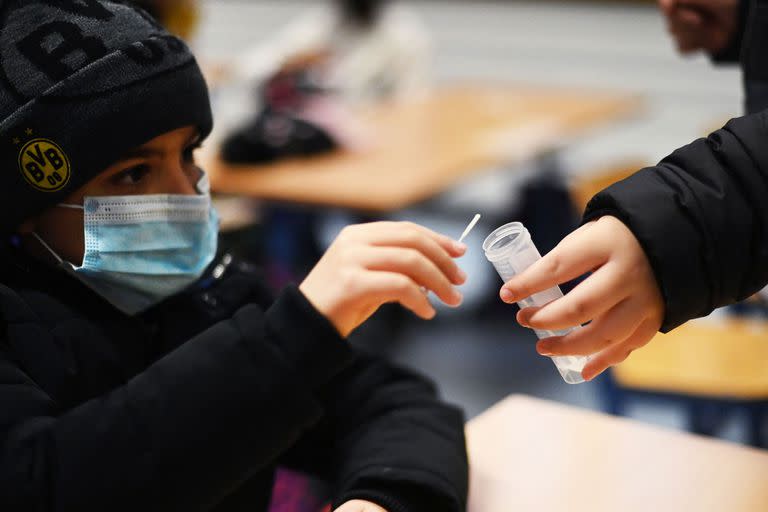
482, 222, 588, 384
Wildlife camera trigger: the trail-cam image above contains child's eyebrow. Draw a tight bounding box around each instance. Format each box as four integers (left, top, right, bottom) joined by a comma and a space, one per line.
120, 146, 163, 159
118, 131, 202, 160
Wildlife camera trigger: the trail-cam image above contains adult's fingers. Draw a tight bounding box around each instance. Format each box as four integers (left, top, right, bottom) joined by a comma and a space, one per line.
672, 31, 705, 53
674, 6, 704, 25
658, 0, 678, 15
535, 298, 645, 356
519, 262, 626, 331
500, 223, 607, 304
581, 318, 659, 381
360, 246, 462, 307
668, 13, 707, 52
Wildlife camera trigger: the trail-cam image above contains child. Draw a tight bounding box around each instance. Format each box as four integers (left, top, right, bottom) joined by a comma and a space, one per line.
0, 2, 468, 511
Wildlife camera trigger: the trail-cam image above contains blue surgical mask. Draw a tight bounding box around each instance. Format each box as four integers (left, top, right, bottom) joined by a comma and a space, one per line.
34, 178, 218, 315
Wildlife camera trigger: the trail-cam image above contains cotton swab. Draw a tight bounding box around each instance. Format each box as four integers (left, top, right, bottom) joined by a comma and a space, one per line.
419, 214, 481, 297
458, 213, 481, 243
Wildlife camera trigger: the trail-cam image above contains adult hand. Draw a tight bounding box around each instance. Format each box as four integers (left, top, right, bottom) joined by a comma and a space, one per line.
499, 216, 664, 381
300, 221, 466, 338
658, 0, 739, 54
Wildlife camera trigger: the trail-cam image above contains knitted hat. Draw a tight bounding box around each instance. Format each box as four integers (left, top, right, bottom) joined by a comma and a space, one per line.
0, 0, 213, 233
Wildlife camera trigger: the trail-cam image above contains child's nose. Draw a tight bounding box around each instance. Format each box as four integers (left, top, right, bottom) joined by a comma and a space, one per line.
161, 165, 198, 195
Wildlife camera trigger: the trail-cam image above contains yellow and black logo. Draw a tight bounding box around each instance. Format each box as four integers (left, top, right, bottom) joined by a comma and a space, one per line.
18, 138, 71, 192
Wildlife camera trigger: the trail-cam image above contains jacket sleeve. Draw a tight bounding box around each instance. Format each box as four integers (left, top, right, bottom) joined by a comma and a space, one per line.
583, 109, 768, 331
0, 285, 353, 511
280, 354, 468, 512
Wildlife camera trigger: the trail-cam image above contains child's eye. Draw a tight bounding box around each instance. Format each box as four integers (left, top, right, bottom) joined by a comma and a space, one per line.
114, 165, 150, 186
183, 141, 202, 163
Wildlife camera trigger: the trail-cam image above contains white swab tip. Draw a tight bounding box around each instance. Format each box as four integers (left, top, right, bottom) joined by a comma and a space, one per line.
458, 214, 481, 243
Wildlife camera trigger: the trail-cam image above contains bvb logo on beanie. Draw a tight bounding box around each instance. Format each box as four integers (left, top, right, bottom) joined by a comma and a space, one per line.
17, 135, 71, 192
0, 0, 213, 233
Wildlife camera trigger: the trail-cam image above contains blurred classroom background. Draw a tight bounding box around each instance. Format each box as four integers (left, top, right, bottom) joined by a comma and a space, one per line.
157, 0, 766, 446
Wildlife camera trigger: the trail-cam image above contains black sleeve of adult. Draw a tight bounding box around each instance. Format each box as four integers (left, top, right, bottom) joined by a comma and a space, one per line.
710, 0, 751, 64
320, 355, 469, 512
583, 109, 768, 331
0, 285, 353, 511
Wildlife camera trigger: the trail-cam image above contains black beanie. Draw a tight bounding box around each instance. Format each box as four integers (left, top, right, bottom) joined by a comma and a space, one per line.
0, 0, 213, 233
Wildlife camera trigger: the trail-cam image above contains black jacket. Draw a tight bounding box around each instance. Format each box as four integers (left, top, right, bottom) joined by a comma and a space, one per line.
744, 0, 768, 113
584, 0, 768, 331
0, 247, 468, 511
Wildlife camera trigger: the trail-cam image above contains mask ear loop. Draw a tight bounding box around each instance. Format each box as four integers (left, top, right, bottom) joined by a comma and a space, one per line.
31, 232, 64, 265
196, 170, 210, 195
29, 202, 85, 265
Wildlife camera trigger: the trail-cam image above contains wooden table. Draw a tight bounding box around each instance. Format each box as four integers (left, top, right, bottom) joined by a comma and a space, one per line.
613, 317, 768, 399
206, 85, 639, 212
466, 395, 768, 512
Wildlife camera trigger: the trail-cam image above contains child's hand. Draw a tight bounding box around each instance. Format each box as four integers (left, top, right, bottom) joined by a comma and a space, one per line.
300, 222, 466, 338
499, 216, 665, 381
333, 499, 388, 512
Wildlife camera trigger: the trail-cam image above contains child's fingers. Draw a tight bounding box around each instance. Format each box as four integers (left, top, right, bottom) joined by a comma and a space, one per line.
581, 318, 659, 381
499, 223, 607, 304
333, 502, 362, 512
383, 220, 467, 257
364, 271, 437, 320
535, 298, 645, 356
357, 224, 466, 285
334, 500, 387, 512
519, 263, 625, 331
348, 221, 467, 259
361, 247, 462, 307
401, 221, 468, 257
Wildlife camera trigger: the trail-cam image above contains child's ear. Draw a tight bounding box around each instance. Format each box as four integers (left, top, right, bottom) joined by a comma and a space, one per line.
17, 217, 36, 234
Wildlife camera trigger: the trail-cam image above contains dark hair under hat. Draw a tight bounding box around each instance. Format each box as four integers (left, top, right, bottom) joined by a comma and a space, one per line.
0, 0, 213, 233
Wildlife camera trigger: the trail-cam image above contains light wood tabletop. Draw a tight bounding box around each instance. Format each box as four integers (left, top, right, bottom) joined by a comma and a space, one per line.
205, 84, 640, 212
466, 394, 768, 512
612, 317, 768, 399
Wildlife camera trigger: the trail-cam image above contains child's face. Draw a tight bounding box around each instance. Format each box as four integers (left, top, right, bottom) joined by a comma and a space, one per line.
21, 125, 203, 266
